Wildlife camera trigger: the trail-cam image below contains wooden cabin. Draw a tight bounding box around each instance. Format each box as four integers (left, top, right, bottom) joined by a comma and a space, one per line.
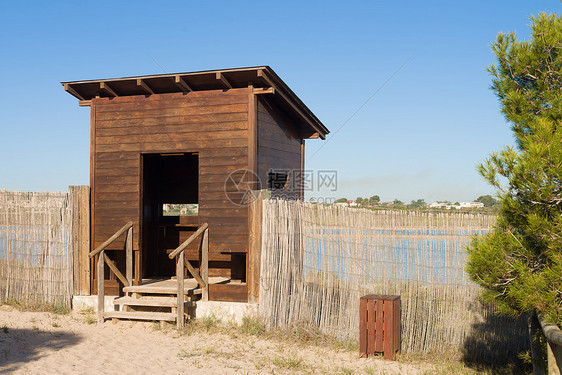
62, 66, 329, 304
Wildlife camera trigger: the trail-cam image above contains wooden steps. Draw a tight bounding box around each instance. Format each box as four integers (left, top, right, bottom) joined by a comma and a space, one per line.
123, 285, 202, 295
104, 311, 176, 322
105, 279, 200, 325
114, 296, 195, 308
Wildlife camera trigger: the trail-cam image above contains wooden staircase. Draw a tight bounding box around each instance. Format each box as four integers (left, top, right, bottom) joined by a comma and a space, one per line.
105, 281, 201, 324
90, 222, 209, 328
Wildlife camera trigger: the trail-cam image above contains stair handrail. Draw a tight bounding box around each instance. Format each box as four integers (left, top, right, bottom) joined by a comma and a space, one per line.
169, 222, 209, 329
89, 221, 133, 258
90, 221, 134, 323
168, 222, 208, 259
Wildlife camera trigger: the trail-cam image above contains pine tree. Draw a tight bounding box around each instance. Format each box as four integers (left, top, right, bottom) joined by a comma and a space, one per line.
466, 12, 562, 325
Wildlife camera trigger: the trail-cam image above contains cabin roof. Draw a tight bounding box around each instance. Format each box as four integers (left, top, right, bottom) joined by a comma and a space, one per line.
61, 66, 329, 139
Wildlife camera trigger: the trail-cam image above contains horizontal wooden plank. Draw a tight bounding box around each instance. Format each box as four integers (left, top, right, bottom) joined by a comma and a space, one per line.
199, 155, 248, 167
199, 164, 249, 176
199, 207, 248, 217
97, 121, 248, 137
95, 176, 138, 185
199, 216, 251, 226
258, 117, 300, 139
258, 149, 301, 163
93, 88, 250, 106
96, 139, 247, 153
91, 199, 138, 209
95, 103, 248, 121
114, 297, 196, 308
94, 207, 139, 218
200, 201, 251, 210
95, 129, 248, 145
95, 159, 140, 170
209, 283, 248, 302
95, 151, 140, 161
200, 147, 249, 158
93, 191, 140, 201
94, 147, 247, 161
96, 112, 248, 129
92, 217, 140, 226
95, 94, 248, 113
94, 184, 139, 193
258, 138, 300, 154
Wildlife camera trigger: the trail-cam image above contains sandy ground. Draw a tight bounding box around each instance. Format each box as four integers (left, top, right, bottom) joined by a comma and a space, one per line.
0, 305, 433, 374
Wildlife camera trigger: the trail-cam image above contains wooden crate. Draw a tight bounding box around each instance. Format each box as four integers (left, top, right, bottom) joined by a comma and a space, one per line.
360, 294, 401, 360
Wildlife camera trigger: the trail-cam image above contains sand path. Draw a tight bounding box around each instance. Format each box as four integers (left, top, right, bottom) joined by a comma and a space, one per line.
0, 305, 430, 374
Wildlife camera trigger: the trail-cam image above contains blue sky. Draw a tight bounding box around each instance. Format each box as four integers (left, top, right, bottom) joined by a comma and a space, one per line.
0, 1, 560, 203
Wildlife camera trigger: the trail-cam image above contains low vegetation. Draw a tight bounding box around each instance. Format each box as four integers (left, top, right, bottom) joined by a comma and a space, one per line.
2, 298, 69, 315
172, 313, 529, 374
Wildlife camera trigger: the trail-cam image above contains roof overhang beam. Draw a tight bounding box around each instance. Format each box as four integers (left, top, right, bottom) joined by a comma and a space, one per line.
100, 82, 118, 97
173, 75, 192, 93
63, 83, 85, 100
216, 72, 232, 89
137, 79, 154, 95
253, 87, 275, 95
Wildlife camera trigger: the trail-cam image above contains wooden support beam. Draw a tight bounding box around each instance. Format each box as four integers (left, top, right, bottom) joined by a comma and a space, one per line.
183, 254, 206, 288
64, 83, 85, 100
100, 82, 118, 97
137, 79, 154, 95
253, 87, 275, 95
78, 100, 92, 107
173, 75, 192, 93
103, 253, 130, 287
216, 72, 232, 89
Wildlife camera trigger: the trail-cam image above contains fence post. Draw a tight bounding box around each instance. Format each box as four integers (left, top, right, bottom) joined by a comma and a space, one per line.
126, 227, 133, 286
70, 185, 90, 296
538, 313, 562, 375
248, 190, 266, 304
177, 252, 185, 329
201, 228, 209, 302
98, 251, 104, 323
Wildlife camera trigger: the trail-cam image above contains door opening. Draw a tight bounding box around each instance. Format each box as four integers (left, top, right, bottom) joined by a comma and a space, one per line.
141, 153, 199, 278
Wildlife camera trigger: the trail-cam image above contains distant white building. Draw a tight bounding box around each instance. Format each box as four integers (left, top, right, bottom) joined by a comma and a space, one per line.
429, 202, 450, 209
458, 201, 485, 209
429, 201, 485, 209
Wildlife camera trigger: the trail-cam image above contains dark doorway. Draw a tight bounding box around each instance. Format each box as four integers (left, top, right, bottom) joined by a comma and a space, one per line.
141, 153, 199, 278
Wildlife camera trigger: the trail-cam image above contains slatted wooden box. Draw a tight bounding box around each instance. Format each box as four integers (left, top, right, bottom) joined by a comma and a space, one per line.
360, 294, 401, 360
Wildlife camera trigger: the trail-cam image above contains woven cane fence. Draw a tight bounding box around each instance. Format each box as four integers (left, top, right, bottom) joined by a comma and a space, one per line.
259, 199, 528, 359
0, 190, 73, 306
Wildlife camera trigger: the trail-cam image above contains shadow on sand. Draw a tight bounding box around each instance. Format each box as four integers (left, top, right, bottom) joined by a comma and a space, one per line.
462, 308, 531, 374
0, 327, 82, 373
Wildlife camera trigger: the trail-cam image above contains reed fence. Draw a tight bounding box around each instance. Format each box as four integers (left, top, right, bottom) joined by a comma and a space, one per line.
0, 188, 88, 307
259, 200, 529, 359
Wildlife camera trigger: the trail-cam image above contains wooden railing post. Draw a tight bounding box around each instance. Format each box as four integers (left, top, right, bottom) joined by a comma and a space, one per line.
176, 251, 185, 329
201, 228, 209, 301
98, 251, 105, 323
126, 227, 133, 286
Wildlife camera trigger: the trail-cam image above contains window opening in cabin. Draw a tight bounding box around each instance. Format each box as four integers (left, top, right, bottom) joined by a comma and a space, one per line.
162, 203, 198, 216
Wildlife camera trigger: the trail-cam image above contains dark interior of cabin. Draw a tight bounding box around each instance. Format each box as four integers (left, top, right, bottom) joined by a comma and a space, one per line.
142, 153, 199, 278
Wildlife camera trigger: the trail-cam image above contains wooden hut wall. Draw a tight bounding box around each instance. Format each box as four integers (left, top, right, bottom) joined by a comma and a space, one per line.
91, 88, 251, 289
256, 97, 302, 198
